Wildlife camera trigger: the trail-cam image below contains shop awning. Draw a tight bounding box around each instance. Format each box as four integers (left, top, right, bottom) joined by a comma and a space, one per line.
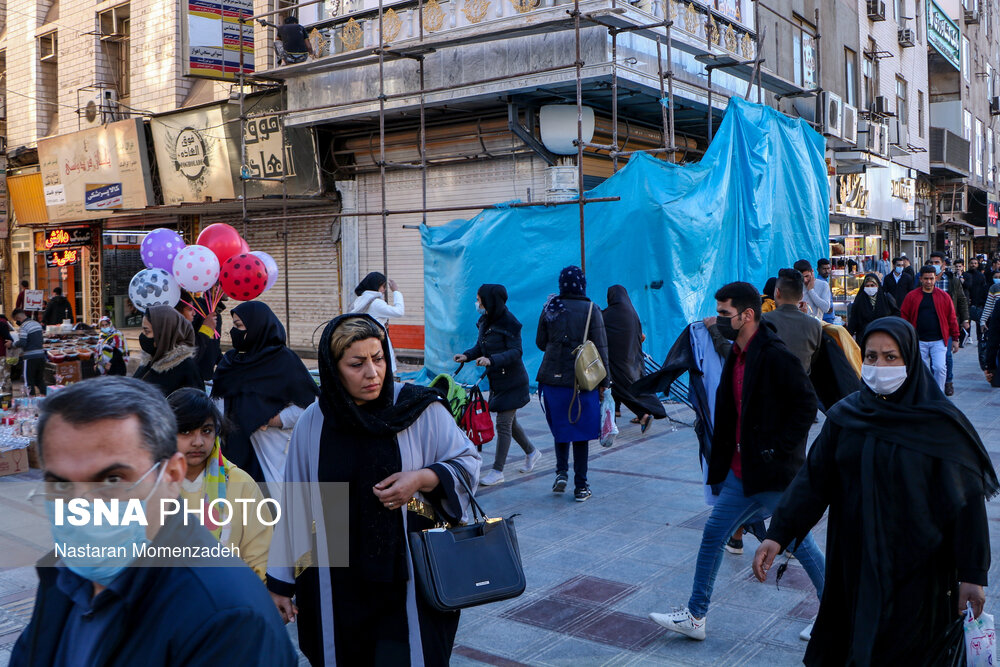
942, 220, 980, 232
8, 172, 49, 225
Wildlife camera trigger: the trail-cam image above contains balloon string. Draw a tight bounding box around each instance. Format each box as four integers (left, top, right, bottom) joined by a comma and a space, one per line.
180, 299, 209, 321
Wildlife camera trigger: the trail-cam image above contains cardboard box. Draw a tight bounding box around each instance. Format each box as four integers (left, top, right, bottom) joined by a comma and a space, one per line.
0, 447, 30, 476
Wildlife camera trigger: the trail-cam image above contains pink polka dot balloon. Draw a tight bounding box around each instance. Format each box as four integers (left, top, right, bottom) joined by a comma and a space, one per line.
140, 228, 186, 273
172, 244, 221, 293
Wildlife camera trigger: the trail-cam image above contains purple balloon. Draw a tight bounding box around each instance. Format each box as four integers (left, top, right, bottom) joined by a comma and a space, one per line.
141, 228, 186, 272
250, 250, 280, 292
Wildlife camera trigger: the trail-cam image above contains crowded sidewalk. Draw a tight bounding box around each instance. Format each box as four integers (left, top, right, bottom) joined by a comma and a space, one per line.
0, 340, 996, 665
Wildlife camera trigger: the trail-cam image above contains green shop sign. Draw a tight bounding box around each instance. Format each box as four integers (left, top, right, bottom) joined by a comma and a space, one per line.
928, 0, 960, 70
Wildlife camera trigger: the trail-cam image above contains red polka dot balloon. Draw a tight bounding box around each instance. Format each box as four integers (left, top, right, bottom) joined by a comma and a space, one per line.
219, 253, 269, 301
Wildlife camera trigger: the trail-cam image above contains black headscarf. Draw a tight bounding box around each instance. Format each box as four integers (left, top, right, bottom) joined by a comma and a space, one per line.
762, 277, 777, 301
603, 285, 643, 380
316, 314, 445, 582
543, 265, 587, 321
478, 284, 509, 326
211, 301, 319, 481
354, 271, 386, 297
826, 317, 999, 656
851, 272, 896, 319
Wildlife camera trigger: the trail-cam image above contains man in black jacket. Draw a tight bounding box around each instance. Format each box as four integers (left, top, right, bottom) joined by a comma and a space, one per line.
649, 282, 824, 641
41, 287, 74, 325
964, 257, 989, 343
883, 257, 914, 306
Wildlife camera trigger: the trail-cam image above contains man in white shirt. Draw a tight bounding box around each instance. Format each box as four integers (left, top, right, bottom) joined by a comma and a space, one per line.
794, 259, 831, 321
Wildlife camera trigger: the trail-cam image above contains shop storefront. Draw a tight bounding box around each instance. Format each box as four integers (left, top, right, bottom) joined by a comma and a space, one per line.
31, 227, 97, 322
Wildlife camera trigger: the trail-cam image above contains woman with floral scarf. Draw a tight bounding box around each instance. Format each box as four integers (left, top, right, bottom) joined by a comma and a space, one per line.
167, 387, 274, 580
95, 316, 129, 376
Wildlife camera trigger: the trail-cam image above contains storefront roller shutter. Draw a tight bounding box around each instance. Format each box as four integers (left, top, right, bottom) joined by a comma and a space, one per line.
201, 206, 340, 354
357, 155, 548, 351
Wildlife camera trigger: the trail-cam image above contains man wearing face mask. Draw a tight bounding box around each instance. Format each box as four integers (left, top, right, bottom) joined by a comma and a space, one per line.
9, 377, 296, 667
900, 266, 959, 392
883, 257, 914, 306
649, 282, 823, 642
964, 257, 988, 344
928, 252, 969, 396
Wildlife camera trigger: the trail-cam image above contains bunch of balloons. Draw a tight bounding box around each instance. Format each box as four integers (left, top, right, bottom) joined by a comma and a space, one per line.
128, 224, 279, 315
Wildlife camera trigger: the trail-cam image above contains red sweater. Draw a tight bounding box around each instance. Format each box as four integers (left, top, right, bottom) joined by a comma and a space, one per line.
900, 287, 959, 342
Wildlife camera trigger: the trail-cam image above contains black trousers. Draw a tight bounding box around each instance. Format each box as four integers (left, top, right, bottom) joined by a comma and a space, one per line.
23, 358, 46, 396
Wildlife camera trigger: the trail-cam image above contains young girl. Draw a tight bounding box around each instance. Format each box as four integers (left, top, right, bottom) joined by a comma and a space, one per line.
95, 316, 129, 376
167, 388, 273, 580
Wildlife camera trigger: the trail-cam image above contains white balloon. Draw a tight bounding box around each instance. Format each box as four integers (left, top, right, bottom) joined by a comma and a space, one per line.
128, 268, 181, 310
172, 244, 221, 293
250, 251, 280, 291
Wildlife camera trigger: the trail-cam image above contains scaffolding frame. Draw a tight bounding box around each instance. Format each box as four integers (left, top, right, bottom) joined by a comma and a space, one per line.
236, 0, 816, 340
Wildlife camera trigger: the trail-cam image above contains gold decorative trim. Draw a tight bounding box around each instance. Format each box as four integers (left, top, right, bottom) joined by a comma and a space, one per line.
309, 27, 331, 57
381, 8, 402, 43
683, 2, 699, 33
423, 0, 446, 32
341, 17, 363, 51
723, 23, 737, 52
668, 0, 678, 20
511, 0, 540, 13
463, 0, 490, 23
740, 32, 753, 59
706, 15, 720, 45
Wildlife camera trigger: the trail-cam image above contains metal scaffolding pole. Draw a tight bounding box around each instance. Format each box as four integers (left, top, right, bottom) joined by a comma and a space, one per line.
573, 0, 586, 272
378, 0, 389, 282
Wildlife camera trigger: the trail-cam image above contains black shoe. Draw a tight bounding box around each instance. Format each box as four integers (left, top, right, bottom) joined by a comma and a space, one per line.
945, 382, 954, 396
724, 537, 744, 555
552, 474, 568, 493
574, 486, 592, 502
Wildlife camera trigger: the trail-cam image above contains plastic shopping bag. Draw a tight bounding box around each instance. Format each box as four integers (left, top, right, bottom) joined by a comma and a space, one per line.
965, 602, 996, 667
599, 390, 618, 448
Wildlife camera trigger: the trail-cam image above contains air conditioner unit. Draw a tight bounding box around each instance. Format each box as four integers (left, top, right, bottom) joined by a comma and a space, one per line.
842, 104, 858, 145
867, 0, 886, 21
877, 122, 890, 156
80, 88, 119, 126
821, 91, 844, 139
898, 28, 916, 47
860, 118, 879, 152
889, 118, 909, 147
871, 95, 891, 116
965, 8, 981, 23
992, 96, 1000, 116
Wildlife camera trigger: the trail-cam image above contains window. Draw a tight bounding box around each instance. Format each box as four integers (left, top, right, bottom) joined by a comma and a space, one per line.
894, 0, 902, 23
990, 64, 995, 99
976, 118, 983, 178
989, 129, 995, 183
37, 31, 58, 135
963, 36, 970, 82
38, 31, 57, 62
98, 4, 130, 99
896, 76, 908, 127
845, 48, 857, 107
917, 90, 924, 138
793, 17, 817, 89
862, 50, 874, 110
965, 109, 973, 171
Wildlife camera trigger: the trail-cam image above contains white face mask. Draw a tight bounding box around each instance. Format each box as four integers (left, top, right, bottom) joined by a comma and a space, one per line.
863, 286, 878, 297
861, 364, 907, 395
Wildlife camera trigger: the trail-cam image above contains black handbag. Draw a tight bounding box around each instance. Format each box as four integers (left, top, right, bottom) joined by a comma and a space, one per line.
408, 463, 526, 612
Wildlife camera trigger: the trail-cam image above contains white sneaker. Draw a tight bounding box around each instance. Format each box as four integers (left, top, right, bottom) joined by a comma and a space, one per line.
519, 449, 541, 473
649, 608, 706, 641
480, 469, 504, 486
799, 622, 813, 641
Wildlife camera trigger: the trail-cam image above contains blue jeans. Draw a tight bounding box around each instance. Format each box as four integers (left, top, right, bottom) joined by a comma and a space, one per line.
688, 470, 825, 618
946, 337, 954, 383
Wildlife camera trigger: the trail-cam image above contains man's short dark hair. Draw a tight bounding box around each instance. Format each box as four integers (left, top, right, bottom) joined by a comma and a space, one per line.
52, 287, 62, 296
775, 269, 804, 301
714, 282, 762, 322
892, 257, 904, 264
793, 259, 813, 274
930, 251, 946, 261
11, 309, 25, 319
920, 265, 937, 277
816, 258, 831, 268
19, 280, 28, 288
37, 377, 178, 463
283, 15, 298, 23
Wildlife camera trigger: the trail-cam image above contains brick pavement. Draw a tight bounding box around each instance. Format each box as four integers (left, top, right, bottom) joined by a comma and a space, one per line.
1, 344, 999, 666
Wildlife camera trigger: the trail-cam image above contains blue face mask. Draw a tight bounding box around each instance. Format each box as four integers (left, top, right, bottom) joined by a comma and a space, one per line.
933, 264, 943, 275
994, 278, 1000, 285
100, 327, 113, 335
476, 302, 486, 315
893, 266, 903, 275
47, 464, 164, 586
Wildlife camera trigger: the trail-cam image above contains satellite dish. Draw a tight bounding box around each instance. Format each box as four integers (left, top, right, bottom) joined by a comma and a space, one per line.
84, 100, 98, 123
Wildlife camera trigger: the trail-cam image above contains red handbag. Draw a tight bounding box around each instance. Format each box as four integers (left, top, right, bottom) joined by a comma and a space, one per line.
460, 385, 494, 449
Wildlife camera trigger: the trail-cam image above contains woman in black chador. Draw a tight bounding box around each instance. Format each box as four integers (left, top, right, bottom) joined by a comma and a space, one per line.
602, 285, 665, 431
754, 317, 998, 666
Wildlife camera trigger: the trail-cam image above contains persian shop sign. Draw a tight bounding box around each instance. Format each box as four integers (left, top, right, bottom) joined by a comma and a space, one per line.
84, 183, 123, 211
45, 249, 80, 268
35, 227, 93, 252
928, 0, 961, 71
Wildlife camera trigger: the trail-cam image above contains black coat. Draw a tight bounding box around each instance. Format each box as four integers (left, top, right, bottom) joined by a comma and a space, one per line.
41, 296, 74, 325
708, 322, 818, 496
536, 295, 610, 388
882, 271, 914, 306
134, 347, 206, 396
846, 274, 899, 345
964, 269, 989, 308
463, 308, 530, 413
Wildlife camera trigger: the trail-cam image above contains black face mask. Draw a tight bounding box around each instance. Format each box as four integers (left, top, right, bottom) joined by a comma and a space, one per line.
230, 328, 247, 351
715, 314, 743, 341
138, 333, 156, 356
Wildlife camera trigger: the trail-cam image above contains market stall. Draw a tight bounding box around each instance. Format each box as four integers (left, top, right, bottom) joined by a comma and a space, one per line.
42, 327, 98, 385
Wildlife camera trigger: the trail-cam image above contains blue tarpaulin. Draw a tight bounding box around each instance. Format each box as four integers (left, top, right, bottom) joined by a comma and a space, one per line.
417, 97, 828, 386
